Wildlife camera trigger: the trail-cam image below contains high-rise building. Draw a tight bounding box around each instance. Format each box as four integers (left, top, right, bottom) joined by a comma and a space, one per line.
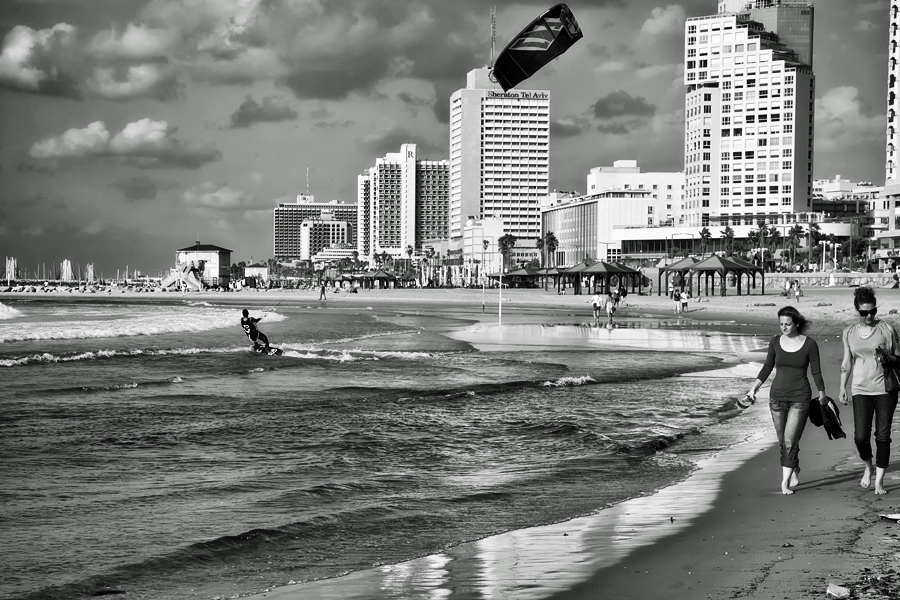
449, 67, 550, 241
273, 195, 357, 260
356, 144, 449, 262
888, 0, 899, 181
683, 0, 815, 228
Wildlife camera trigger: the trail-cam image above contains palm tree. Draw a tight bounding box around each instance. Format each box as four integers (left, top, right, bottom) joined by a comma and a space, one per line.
406, 245, 414, 272
498, 234, 517, 272
545, 231, 559, 268
699, 227, 712, 256
788, 224, 805, 266
352, 250, 359, 271
536, 236, 545, 268
721, 226, 735, 257
768, 228, 782, 267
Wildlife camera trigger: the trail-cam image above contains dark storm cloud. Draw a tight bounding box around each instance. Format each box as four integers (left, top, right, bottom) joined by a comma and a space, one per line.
229, 95, 298, 128
397, 92, 430, 107
550, 118, 588, 138
592, 90, 656, 119
109, 175, 160, 200
596, 122, 630, 135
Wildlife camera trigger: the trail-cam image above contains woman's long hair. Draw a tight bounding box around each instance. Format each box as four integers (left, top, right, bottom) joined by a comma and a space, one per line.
777, 305, 809, 334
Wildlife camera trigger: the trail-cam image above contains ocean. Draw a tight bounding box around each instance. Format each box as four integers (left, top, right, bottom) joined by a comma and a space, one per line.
0, 296, 767, 600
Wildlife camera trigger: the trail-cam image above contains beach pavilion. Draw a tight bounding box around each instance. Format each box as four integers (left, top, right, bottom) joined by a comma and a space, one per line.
658, 257, 699, 295
661, 256, 765, 297
582, 261, 642, 295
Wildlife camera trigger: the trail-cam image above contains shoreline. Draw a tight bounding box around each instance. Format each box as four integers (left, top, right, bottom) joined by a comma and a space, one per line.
5, 287, 900, 599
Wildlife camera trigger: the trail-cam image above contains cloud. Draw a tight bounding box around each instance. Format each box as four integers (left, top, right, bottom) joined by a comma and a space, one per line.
29, 119, 221, 168
109, 174, 166, 200
550, 117, 590, 138
640, 5, 686, 36
590, 90, 657, 135
0, 23, 81, 98
592, 90, 657, 119
815, 86, 882, 153
87, 22, 177, 62
182, 181, 255, 211
361, 126, 443, 158
855, 21, 878, 32
229, 95, 298, 128
85, 63, 181, 100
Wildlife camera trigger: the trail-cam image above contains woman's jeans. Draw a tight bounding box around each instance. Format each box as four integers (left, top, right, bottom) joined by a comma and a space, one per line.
770, 400, 810, 469
852, 393, 898, 469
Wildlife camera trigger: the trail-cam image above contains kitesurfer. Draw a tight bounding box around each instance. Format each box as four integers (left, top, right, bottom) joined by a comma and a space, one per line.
241, 308, 270, 352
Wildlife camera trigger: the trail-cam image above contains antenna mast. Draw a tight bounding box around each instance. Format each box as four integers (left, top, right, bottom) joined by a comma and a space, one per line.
306, 164, 310, 196
489, 6, 496, 68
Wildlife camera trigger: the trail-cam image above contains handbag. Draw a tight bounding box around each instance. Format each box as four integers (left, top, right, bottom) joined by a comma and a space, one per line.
875, 345, 900, 394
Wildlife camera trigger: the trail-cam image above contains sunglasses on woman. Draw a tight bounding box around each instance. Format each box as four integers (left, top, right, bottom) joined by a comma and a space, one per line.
858, 308, 878, 317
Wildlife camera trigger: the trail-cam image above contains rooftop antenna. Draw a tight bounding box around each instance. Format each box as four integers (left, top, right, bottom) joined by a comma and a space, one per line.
306, 164, 310, 197
489, 6, 496, 68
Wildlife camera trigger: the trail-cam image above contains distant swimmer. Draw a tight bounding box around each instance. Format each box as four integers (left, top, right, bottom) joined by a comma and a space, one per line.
240, 308, 270, 352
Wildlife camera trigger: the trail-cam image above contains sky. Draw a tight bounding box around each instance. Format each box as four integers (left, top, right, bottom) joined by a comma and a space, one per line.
0, 0, 889, 277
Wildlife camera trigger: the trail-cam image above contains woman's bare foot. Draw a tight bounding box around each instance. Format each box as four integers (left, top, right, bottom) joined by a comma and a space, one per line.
861, 465, 873, 489
875, 467, 888, 495
790, 467, 800, 488
782, 467, 795, 494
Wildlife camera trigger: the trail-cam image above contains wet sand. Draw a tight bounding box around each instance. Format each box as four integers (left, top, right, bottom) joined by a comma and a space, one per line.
3, 285, 900, 598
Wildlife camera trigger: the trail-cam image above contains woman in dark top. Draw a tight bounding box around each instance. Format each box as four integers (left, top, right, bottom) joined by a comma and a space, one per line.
747, 306, 828, 495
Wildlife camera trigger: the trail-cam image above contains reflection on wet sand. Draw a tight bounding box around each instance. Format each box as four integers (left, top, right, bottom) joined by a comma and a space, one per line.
449, 321, 766, 354
263, 409, 773, 600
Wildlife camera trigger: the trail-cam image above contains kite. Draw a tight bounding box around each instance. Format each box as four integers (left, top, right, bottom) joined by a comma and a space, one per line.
490, 3, 584, 92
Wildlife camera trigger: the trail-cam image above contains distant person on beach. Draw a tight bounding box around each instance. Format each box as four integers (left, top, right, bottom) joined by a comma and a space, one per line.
319, 282, 327, 301
672, 288, 681, 314
240, 309, 270, 352
681, 289, 690, 313
793, 280, 802, 303
605, 291, 615, 325
588, 292, 603, 323
839, 287, 899, 495
747, 306, 827, 495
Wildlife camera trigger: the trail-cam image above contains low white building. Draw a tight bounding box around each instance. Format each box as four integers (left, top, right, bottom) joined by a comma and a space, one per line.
175, 242, 232, 287
586, 160, 685, 226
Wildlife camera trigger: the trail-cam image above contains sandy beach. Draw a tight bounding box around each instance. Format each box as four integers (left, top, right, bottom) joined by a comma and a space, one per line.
3, 284, 899, 599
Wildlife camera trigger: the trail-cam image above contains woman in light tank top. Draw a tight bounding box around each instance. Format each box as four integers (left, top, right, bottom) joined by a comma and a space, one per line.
840, 287, 899, 495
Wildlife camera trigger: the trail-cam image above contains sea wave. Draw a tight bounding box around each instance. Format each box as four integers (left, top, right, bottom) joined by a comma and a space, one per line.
0, 302, 23, 320
0, 308, 286, 342
541, 375, 596, 387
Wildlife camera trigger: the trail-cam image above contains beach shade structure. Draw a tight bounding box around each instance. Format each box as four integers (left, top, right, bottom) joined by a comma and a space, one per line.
722, 256, 766, 295
535, 267, 561, 291
690, 255, 765, 297
504, 266, 542, 289
658, 257, 700, 296
582, 261, 627, 294
360, 269, 396, 289
559, 261, 592, 295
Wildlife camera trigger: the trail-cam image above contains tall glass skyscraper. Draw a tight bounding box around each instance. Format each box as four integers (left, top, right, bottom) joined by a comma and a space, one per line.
683, 0, 815, 228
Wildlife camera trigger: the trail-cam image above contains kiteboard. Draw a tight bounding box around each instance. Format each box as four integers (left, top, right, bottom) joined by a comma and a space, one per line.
879, 514, 900, 522
253, 346, 283, 356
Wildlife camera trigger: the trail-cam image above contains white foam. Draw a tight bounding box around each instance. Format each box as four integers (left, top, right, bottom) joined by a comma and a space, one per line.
0, 302, 22, 320
0, 307, 287, 343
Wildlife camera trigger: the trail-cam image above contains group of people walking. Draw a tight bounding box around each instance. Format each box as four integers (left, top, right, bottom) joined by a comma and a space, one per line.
589, 287, 625, 326
748, 287, 898, 495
